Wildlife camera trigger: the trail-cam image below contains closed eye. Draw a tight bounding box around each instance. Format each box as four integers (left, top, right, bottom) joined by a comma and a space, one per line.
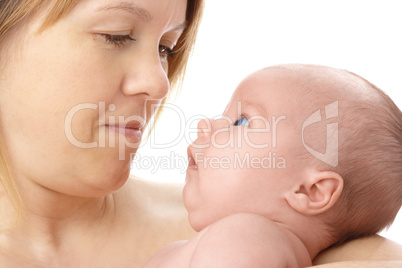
101, 34, 136, 48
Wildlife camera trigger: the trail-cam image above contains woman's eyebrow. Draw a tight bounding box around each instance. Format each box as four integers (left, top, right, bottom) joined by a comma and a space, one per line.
96, 2, 153, 22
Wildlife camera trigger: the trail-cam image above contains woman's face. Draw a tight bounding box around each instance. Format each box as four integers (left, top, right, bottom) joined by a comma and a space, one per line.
0, 0, 187, 196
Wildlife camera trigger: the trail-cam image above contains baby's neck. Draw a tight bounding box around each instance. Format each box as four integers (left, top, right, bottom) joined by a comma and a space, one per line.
278, 217, 335, 261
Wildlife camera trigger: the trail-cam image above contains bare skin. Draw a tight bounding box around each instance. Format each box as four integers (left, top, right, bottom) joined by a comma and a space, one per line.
133, 178, 402, 267
142, 66, 402, 268
0, 177, 194, 267
0, 0, 189, 266
144, 213, 312, 268
0, 1, 400, 267
129, 179, 402, 267
2, 177, 400, 267
314, 235, 402, 266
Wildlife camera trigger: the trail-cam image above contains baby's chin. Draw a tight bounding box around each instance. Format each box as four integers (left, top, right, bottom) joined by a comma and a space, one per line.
186, 209, 211, 232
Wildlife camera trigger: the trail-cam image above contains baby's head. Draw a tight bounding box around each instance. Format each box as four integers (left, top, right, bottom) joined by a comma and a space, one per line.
184, 64, 402, 246
300, 65, 402, 245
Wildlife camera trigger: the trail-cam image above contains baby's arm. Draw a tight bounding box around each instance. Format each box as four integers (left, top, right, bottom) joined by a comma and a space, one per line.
144, 213, 311, 267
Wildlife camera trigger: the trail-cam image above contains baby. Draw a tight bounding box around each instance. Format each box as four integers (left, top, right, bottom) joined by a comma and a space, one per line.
144, 64, 402, 267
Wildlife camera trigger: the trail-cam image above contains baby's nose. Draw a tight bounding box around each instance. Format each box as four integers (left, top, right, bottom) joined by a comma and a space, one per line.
197, 118, 212, 138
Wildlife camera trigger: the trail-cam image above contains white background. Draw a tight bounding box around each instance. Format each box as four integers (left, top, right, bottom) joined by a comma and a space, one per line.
134, 1, 402, 244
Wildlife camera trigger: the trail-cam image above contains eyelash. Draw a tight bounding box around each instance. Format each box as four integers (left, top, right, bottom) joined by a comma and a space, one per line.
102, 34, 135, 48
101, 34, 177, 59
159, 45, 177, 59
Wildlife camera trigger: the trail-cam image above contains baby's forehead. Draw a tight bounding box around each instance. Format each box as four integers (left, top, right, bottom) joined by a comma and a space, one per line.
238, 65, 367, 103
231, 74, 301, 119
244, 65, 332, 89
232, 66, 347, 121
234, 67, 306, 102
233, 65, 384, 123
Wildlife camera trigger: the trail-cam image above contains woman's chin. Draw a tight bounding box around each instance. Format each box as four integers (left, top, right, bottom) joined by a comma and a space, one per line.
79, 162, 132, 197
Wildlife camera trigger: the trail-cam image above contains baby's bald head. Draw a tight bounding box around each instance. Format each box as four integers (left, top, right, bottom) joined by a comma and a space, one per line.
259, 64, 402, 244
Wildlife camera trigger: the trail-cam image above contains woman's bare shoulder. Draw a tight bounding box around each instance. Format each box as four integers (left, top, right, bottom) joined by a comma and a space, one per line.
108, 176, 196, 266
313, 235, 402, 265
312, 260, 402, 268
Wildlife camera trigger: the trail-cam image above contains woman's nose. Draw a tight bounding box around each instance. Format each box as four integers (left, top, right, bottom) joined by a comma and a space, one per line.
121, 50, 169, 100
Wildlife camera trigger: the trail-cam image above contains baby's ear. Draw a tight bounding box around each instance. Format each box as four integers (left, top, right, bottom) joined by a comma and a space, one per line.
285, 170, 343, 215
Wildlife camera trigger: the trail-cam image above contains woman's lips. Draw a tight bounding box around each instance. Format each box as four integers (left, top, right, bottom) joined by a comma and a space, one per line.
106, 123, 142, 144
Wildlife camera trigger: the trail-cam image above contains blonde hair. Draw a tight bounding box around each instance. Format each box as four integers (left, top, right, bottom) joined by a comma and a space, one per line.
0, 0, 204, 218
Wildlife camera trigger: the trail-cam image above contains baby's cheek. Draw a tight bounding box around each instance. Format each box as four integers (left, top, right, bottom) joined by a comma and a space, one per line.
210, 129, 232, 149
242, 130, 270, 148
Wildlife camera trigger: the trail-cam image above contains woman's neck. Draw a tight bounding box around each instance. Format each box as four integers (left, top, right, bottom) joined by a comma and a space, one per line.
0, 181, 116, 260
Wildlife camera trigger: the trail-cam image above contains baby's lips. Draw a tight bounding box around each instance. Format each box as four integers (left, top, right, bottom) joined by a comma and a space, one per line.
187, 147, 198, 170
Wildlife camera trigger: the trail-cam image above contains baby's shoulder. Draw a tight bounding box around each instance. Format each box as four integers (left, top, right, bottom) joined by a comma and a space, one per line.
191, 213, 311, 267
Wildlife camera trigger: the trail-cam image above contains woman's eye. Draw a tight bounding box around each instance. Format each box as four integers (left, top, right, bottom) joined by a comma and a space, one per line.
233, 116, 249, 127
159, 45, 176, 60
101, 34, 135, 48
